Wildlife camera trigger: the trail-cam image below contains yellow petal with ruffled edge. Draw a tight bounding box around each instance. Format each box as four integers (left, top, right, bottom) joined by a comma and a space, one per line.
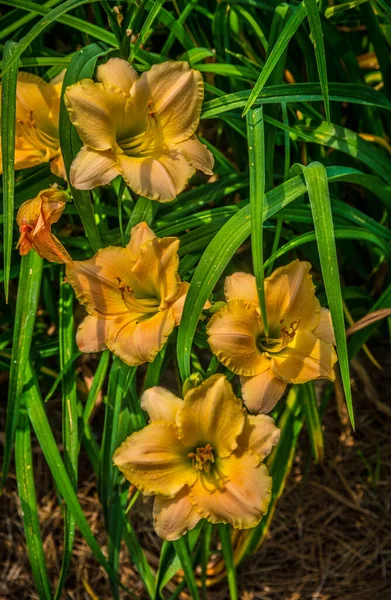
265, 259, 321, 332
224, 272, 259, 304
240, 370, 287, 414
271, 329, 338, 383
96, 58, 138, 93
141, 386, 183, 424
207, 299, 269, 376
76, 315, 109, 353
113, 422, 196, 498
189, 454, 271, 529
130, 61, 204, 143
177, 374, 245, 459
106, 309, 176, 366
153, 487, 201, 541
237, 414, 281, 462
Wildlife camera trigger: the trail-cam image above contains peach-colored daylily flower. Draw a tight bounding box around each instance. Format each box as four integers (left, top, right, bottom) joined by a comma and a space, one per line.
66, 222, 194, 366
113, 374, 280, 540
0, 71, 66, 178
16, 188, 72, 264
64, 58, 214, 201
207, 260, 338, 414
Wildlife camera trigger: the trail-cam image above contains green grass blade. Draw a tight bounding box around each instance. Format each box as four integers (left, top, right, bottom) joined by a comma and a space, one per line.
246, 107, 268, 334
15, 407, 52, 600
81, 349, 110, 439
1, 251, 43, 492
304, 0, 330, 123
59, 43, 106, 252
24, 361, 129, 588
292, 161, 354, 428
1, 40, 18, 302
218, 524, 238, 600
54, 275, 78, 600
129, 0, 165, 62
172, 538, 200, 600
242, 1, 307, 115
302, 382, 324, 463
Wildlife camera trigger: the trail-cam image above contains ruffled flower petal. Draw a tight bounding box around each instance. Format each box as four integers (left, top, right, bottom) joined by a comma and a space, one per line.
240, 370, 287, 414
271, 330, 338, 384
117, 147, 195, 202
65, 79, 127, 151
224, 272, 258, 304
313, 307, 335, 344
130, 61, 204, 143
237, 415, 281, 461
126, 222, 156, 259
189, 453, 271, 529
171, 282, 190, 325
16, 72, 58, 139
69, 146, 118, 190
130, 236, 182, 307
265, 259, 321, 331
65, 246, 133, 317
207, 299, 269, 376
106, 308, 176, 366
113, 422, 196, 497
97, 58, 138, 93
153, 487, 201, 541
177, 374, 245, 458
76, 314, 109, 352
141, 386, 183, 424
176, 136, 214, 175
50, 154, 67, 180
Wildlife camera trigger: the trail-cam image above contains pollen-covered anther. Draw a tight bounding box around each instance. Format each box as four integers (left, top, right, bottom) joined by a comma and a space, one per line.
187, 443, 215, 473
281, 319, 300, 343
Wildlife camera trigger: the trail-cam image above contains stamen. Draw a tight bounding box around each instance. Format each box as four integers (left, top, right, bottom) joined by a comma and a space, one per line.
187, 444, 215, 473
280, 319, 300, 344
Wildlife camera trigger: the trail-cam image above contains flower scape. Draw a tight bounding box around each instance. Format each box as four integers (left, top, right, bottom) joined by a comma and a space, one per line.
6, 27, 372, 595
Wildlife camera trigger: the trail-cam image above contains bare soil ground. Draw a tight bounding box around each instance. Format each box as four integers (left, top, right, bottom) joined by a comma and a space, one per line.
1, 349, 390, 600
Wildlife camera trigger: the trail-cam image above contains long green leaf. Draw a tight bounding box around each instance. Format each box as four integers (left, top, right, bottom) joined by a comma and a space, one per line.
304, 0, 330, 122
1, 251, 43, 492
15, 407, 52, 600
302, 382, 324, 463
291, 161, 354, 427
1, 40, 18, 302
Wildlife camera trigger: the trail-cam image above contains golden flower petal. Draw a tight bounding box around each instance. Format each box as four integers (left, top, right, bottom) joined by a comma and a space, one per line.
76, 314, 109, 353
130, 237, 182, 308
106, 309, 176, 366
117, 148, 195, 202
141, 387, 183, 423
237, 414, 281, 462
113, 422, 196, 497
171, 282, 190, 325
69, 146, 118, 190
189, 454, 271, 529
16, 72, 59, 139
207, 299, 269, 376
265, 259, 321, 331
177, 374, 245, 458
97, 58, 138, 93
66, 246, 133, 317
176, 136, 214, 175
65, 79, 127, 151
240, 370, 287, 414
224, 272, 258, 304
271, 330, 338, 384
50, 154, 67, 180
126, 222, 156, 260
313, 307, 335, 344
153, 487, 201, 541
130, 61, 204, 143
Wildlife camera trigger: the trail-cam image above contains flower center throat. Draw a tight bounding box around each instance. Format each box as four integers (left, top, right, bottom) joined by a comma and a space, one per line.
188, 444, 215, 473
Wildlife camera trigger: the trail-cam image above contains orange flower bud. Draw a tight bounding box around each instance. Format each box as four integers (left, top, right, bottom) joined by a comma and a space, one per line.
16, 188, 73, 265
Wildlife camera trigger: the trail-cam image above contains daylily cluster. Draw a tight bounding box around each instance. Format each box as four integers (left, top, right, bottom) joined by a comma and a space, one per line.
12, 57, 338, 542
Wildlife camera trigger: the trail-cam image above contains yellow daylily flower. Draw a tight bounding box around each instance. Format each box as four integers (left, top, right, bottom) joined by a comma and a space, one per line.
0, 71, 66, 178
64, 58, 214, 202
113, 374, 280, 540
66, 222, 193, 366
16, 188, 72, 264
207, 260, 338, 414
